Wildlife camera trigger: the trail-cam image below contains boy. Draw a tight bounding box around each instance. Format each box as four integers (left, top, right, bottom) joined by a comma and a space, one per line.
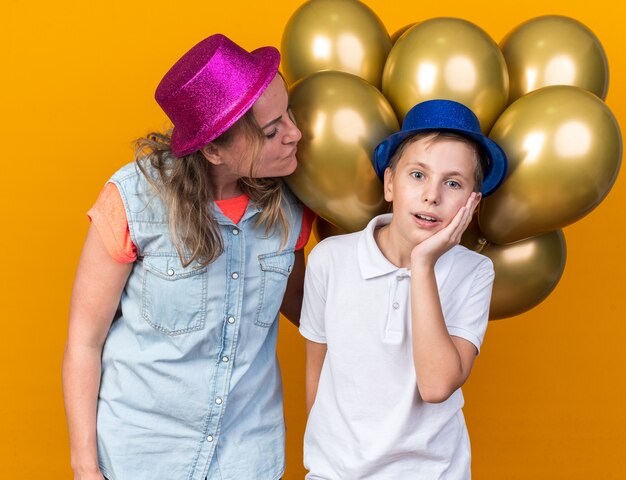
299, 99, 508, 479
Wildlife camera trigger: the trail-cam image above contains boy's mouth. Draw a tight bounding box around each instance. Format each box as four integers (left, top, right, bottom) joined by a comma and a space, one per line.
414, 213, 437, 223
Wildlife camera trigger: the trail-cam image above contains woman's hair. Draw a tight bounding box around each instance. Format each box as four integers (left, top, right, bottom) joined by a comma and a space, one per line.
387, 131, 488, 193
135, 108, 289, 267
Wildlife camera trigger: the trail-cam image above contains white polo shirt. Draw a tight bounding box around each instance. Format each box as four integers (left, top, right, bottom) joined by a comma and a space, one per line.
300, 214, 494, 480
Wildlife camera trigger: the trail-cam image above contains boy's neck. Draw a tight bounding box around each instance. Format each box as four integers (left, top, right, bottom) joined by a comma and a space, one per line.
374, 222, 415, 269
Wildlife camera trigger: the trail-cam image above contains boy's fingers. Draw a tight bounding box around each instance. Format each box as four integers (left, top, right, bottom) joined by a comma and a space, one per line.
452, 196, 477, 242
449, 207, 469, 242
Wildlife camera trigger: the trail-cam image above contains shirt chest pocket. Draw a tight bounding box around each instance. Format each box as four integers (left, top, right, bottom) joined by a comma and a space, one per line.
255, 249, 295, 327
141, 256, 207, 335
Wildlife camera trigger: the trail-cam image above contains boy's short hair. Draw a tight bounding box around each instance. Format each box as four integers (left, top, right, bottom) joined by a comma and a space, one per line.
386, 131, 488, 193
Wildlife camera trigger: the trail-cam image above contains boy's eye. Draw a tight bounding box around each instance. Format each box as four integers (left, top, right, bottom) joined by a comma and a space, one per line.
410, 171, 424, 179
446, 180, 461, 189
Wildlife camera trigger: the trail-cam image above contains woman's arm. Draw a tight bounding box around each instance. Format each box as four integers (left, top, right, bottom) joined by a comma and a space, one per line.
305, 339, 327, 415
62, 224, 132, 479
280, 249, 305, 326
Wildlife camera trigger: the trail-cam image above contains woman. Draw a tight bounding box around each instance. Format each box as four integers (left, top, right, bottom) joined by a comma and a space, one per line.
63, 34, 312, 480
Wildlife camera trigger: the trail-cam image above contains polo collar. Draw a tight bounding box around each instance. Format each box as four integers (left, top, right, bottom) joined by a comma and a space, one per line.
357, 214, 455, 286
358, 214, 401, 279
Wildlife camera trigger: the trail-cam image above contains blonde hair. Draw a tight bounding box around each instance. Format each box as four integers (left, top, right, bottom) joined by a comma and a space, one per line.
135, 109, 289, 267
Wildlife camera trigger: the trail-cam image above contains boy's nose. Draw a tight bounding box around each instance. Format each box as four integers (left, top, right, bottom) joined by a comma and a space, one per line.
422, 186, 440, 205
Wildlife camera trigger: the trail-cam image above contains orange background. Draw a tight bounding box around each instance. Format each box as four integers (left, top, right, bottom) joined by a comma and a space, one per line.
2, 0, 625, 478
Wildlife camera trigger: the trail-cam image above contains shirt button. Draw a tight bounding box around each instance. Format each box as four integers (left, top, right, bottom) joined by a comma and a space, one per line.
287, 264, 293, 272
392, 302, 400, 310
206, 435, 214, 442
231, 272, 239, 279
222, 356, 229, 363
227, 316, 235, 324
167, 268, 175, 276
232, 228, 239, 235
215, 397, 223, 405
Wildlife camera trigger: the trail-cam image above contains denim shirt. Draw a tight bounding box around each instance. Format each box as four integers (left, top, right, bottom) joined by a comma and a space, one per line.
96, 162, 303, 480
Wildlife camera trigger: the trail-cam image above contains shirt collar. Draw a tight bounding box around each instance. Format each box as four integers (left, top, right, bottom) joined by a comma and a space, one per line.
357, 213, 455, 285
358, 214, 401, 279
213, 201, 262, 226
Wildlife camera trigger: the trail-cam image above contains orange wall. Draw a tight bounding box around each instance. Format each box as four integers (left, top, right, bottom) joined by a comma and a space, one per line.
2, 0, 624, 478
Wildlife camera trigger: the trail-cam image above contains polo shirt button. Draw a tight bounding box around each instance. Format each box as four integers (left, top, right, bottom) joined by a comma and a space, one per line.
222, 356, 229, 363
232, 228, 239, 235
231, 272, 239, 279
392, 302, 400, 310
215, 397, 223, 405
227, 316, 235, 324
206, 435, 214, 442
288, 264, 293, 272
167, 268, 175, 276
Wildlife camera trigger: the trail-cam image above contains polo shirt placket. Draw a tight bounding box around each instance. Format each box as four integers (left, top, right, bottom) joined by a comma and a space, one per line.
384, 270, 410, 344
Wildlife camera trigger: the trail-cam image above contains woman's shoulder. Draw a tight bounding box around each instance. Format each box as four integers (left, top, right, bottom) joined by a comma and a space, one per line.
109, 161, 142, 183
107, 161, 166, 219
108, 161, 160, 195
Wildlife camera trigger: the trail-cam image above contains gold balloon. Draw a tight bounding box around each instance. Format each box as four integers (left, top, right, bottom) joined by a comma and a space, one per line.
286, 71, 398, 232
462, 224, 566, 320
382, 17, 509, 131
281, 0, 392, 88
390, 23, 416, 44
480, 85, 622, 245
501, 15, 608, 104
314, 217, 348, 241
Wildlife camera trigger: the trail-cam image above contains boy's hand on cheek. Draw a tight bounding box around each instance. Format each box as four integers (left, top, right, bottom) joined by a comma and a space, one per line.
410, 192, 481, 269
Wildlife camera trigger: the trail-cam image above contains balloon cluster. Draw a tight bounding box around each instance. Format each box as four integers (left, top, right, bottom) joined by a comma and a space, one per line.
281, 0, 622, 319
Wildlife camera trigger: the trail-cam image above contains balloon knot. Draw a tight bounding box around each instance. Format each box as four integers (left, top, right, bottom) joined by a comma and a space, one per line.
476, 237, 489, 253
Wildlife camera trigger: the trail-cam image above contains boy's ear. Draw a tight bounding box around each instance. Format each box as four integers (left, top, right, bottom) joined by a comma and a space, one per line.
201, 143, 222, 166
472, 192, 482, 214
383, 167, 394, 202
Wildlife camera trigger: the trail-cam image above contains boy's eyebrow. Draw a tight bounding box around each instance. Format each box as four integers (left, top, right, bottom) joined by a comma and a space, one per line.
410, 161, 471, 179
446, 170, 471, 179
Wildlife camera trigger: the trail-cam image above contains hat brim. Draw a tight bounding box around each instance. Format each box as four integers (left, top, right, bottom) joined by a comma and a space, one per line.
171, 46, 281, 157
373, 127, 508, 196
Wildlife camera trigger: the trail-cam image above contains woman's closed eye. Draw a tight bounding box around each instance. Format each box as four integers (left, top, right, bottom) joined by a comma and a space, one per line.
265, 109, 295, 139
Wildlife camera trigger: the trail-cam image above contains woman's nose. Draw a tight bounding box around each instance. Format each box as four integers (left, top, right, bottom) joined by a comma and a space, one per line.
290, 124, 302, 143
284, 113, 302, 144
